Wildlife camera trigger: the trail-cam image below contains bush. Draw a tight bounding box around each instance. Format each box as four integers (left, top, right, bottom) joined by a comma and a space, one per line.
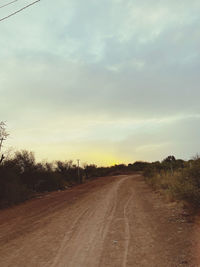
0, 166, 30, 207
144, 157, 200, 207
0, 150, 84, 208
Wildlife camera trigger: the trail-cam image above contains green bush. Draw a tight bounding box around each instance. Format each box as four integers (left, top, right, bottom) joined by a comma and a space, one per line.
144, 157, 200, 207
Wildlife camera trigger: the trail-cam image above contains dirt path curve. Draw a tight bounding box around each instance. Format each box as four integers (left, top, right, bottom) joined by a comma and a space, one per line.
0, 175, 197, 266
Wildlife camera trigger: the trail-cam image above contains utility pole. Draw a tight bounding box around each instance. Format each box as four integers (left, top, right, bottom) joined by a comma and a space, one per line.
77, 159, 80, 183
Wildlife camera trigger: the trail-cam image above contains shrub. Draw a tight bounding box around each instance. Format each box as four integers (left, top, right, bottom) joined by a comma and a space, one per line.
145, 157, 200, 207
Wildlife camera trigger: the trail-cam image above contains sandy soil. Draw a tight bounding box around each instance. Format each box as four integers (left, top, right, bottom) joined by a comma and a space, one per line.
0, 174, 198, 266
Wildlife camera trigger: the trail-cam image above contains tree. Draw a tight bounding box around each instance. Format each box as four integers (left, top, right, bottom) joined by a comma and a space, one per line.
0, 122, 9, 164
162, 155, 176, 174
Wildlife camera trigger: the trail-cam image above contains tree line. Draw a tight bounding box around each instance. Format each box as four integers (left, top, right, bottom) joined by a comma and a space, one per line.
1, 122, 200, 209
0, 123, 143, 207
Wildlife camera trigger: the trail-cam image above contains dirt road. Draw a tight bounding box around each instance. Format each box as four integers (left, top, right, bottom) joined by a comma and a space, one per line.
0, 175, 197, 266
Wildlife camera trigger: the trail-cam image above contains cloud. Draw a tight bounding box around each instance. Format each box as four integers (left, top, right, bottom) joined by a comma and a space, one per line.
114, 115, 200, 162
0, 0, 200, 163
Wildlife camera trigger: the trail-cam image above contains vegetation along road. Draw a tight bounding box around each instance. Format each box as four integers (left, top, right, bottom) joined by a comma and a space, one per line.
0, 174, 199, 266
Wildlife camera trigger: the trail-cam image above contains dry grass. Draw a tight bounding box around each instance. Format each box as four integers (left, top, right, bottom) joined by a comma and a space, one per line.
145, 169, 200, 208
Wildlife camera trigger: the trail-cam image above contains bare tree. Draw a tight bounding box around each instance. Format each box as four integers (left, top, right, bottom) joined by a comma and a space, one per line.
0, 122, 9, 164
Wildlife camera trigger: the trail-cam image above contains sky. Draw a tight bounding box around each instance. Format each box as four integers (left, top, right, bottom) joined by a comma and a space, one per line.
0, 0, 200, 166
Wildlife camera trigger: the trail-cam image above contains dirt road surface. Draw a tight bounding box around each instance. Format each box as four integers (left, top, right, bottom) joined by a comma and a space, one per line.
0, 175, 198, 266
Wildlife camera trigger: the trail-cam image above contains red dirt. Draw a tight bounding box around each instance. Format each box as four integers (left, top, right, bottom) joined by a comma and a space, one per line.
0, 175, 198, 266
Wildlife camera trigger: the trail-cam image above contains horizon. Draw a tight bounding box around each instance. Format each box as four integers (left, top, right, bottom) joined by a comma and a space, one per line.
1, 0, 200, 166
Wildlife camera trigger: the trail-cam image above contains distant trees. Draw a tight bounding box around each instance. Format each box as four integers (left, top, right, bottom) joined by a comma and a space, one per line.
55, 160, 82, 184
0, 149, 118, 207
128, 161, 150, 171
1, 152, 149, 208
3, 122, 199, 210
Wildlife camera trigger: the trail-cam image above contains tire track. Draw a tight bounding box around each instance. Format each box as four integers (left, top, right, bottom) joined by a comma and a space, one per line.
50, 207, 90, 267
52, 176, 128, 267
122, 193, 132, 267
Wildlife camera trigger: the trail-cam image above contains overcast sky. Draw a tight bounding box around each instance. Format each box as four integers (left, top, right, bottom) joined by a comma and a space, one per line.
0, 0, 200, 165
